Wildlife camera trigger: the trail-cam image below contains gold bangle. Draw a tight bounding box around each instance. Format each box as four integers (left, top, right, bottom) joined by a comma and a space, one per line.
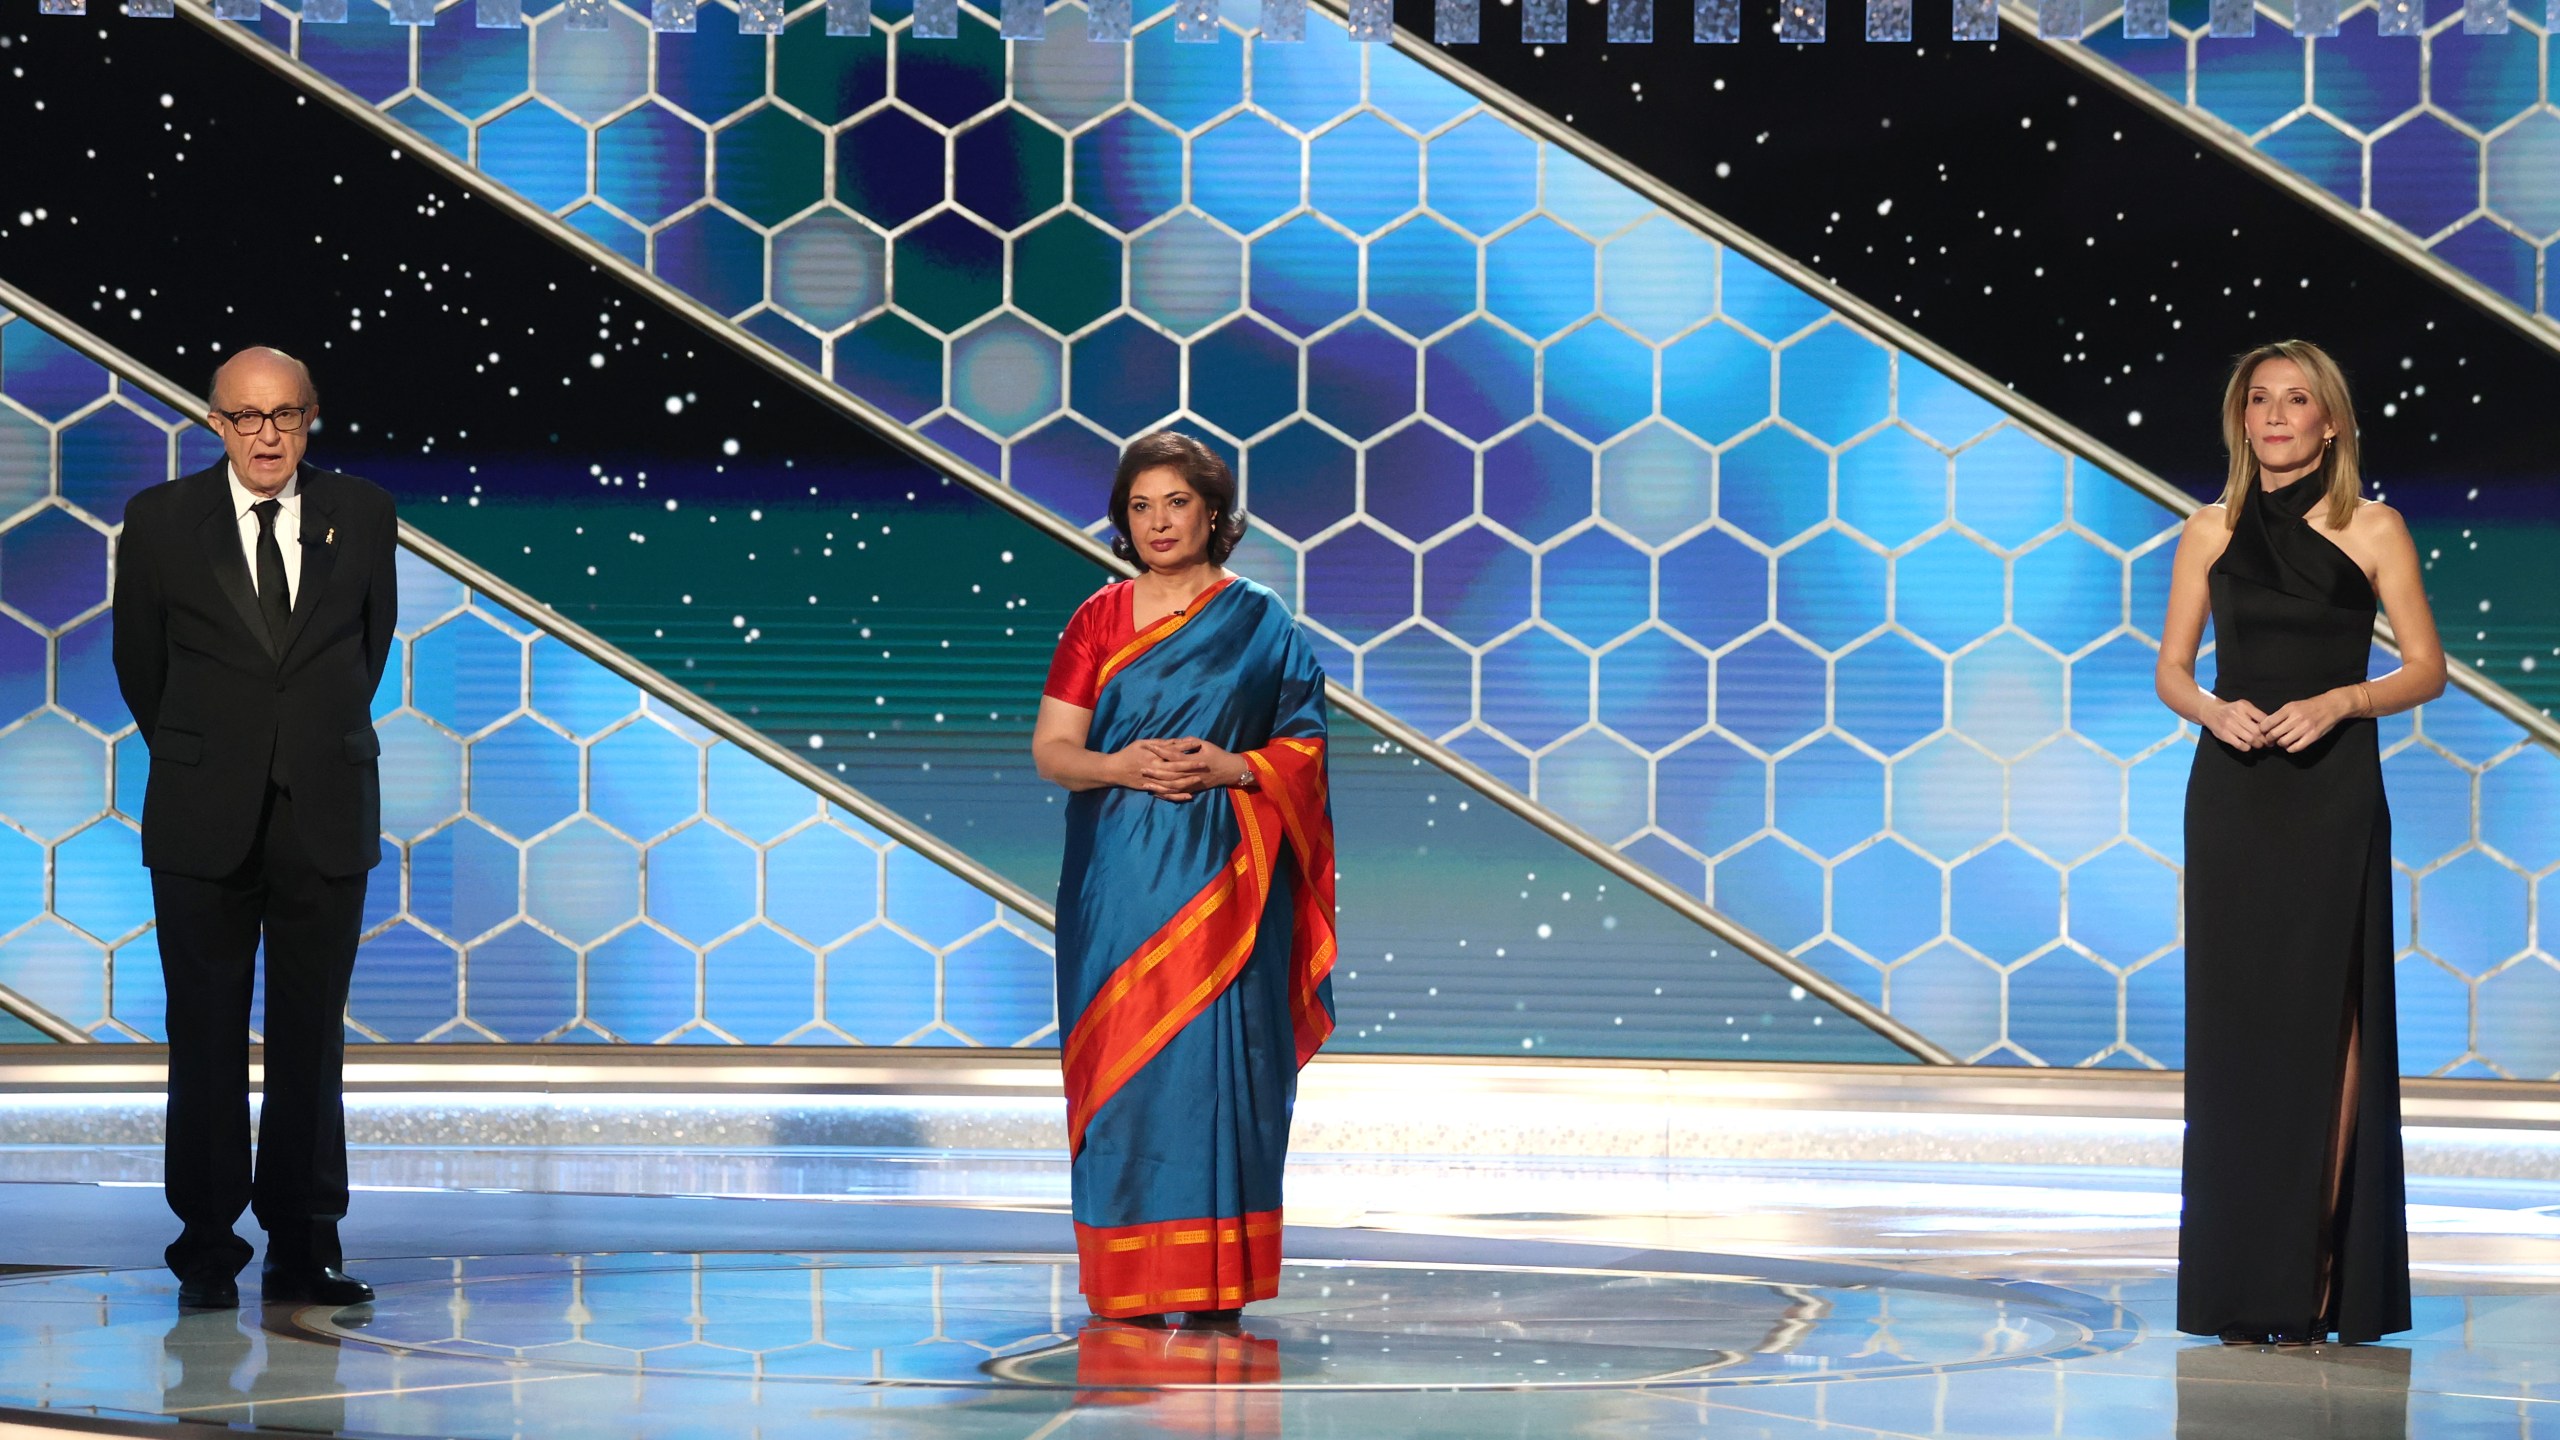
2355, 682, 2372, 718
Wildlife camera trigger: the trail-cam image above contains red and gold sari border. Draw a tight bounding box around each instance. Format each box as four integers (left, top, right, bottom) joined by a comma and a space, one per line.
1094, 574, 1238, 695
1245, 740, 1339, 1066
1062, 737, 1334, 1154
1076, 1207, 1284, 1318
1063, 792, 1278, 1153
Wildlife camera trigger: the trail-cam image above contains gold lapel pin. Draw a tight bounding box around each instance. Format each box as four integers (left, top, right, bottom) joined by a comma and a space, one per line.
325, 527, 336, 545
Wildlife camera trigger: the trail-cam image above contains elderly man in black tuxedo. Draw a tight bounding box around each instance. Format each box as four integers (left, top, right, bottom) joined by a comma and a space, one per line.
112, 347, 397, 1310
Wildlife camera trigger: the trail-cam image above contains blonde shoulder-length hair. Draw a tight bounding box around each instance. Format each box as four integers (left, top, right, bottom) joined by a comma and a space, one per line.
2218, 339, 2363, 531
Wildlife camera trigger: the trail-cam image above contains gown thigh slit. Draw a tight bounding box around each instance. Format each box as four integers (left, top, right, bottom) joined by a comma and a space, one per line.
2178, 475, 2411, 1345
2316, 983, 2361, 1326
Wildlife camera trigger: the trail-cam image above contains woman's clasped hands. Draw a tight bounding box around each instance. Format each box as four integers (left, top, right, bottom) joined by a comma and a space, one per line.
2201, 688, 2358, 754
1114, 737, 1247, 801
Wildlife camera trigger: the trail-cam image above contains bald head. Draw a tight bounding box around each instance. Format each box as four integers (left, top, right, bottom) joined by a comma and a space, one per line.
209, 346, 317, 411
207, 346, 319, 499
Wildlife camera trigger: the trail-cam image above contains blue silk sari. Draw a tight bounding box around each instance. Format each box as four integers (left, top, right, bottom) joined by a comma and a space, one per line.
1053, 576, 1335, 1318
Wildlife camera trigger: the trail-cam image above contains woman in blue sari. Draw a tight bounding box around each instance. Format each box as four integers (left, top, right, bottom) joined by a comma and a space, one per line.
1032, 431, 1336, 1327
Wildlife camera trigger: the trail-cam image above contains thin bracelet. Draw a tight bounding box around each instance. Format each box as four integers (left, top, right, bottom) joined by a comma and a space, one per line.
2355, 682, 2373, 718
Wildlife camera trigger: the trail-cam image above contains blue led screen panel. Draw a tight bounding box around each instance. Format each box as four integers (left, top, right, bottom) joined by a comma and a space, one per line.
2074, 5, 2560, 331
208, 0, 2560, 1073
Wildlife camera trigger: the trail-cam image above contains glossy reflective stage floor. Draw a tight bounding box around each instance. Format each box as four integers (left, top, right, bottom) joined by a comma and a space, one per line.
2, 1150, 2557, 1438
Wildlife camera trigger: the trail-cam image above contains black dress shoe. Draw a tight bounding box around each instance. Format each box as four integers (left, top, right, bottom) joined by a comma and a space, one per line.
1180, 1307, 1245, 1330
176, 1276, 239, 1311
260, 1266, 375, 1306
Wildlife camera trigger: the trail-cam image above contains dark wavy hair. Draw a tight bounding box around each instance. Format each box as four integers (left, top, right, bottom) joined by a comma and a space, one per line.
1109, 431, 1245, 567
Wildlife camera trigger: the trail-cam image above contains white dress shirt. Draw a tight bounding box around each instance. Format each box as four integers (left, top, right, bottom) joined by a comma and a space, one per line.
228, 464, 303, 605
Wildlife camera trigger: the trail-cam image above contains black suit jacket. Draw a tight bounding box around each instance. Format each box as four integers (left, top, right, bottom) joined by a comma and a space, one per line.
111, 463, 399, 880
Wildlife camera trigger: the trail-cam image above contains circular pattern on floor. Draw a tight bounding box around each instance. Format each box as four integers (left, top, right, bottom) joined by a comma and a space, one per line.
280, 1251, 2129, 1390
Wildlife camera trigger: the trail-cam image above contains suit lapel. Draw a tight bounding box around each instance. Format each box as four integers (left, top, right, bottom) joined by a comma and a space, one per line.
278, 468, 339, 663
193, 471, 277, 662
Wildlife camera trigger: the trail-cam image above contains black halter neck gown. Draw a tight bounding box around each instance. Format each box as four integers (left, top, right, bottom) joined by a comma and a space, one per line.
2178, 474, 2410, 1343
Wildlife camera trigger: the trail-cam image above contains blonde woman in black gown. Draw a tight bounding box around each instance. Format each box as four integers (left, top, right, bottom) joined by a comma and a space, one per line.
2154, 340, 2444, 1346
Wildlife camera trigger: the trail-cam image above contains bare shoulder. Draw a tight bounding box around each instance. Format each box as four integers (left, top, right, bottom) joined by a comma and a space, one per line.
2348, 496, 2410, 539
2177, 503, 2231, 556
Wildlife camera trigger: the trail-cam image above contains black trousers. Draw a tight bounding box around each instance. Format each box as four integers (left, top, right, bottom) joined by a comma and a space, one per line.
154, 781, 366, 1283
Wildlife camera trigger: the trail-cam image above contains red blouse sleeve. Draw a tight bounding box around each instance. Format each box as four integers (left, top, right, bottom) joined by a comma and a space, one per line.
1042, 585, 1124, 709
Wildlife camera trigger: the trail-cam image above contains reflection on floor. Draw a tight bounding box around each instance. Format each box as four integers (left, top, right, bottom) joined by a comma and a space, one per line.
0, 1149, 2555, 1437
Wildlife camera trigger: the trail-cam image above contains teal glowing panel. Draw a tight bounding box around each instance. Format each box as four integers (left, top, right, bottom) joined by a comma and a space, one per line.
222, 3, 2560, 1073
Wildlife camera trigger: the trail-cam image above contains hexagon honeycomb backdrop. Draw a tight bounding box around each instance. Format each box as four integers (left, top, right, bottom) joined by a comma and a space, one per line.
204, 0, 2560, 1072
2069, 0, 2560, 325
0, 306, 1057, 1048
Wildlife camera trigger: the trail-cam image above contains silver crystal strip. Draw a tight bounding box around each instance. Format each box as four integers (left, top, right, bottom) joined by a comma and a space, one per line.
911, 0, 956, 34
389, 0, 435, 23
1522, 0, 1565, 37
212, 0, 261, 20
739, 0, 784, 31
1000, 0, 1044, 36
1175, 0, 1217, 38
563, 0, 609, 29
39, 0, 87, 15
1087, 0, 1131, 36
477, 0, 521, 26
2206, 0, 2254, 32
2375, 0, 2419, 28
2120, 0, 2167, 30
1951, 0, 1995, 36
1346, 0, 1391, 37
827, 0, 871, 34
1607, 0, 1652, 38
304, 0, 348, 22
126, 0, 177, 16
654, 0, 699, 28
1694, 0, 1738, 38
1779, 0, 1822, 38
2464, 0, 2509, 29
1433, 0, 1477, 38
1865, 0, 1910, 38
2287, 0, 2337, 33
2039, 0, 2080, 36
1261, 0, 1305, 37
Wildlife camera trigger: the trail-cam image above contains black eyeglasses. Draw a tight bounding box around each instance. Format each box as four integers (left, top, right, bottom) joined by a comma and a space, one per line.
213, 405, 312, 435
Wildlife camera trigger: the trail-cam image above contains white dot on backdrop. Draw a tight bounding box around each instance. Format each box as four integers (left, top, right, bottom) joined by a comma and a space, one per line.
2126, 410, 2143, 427
722, 438, 741, 456
665, 396, 684, 414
